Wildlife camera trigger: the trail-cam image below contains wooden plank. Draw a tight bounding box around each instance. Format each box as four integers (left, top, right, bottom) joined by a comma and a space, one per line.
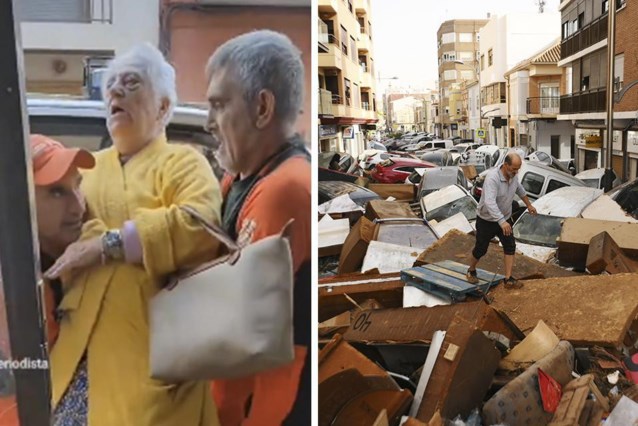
491, 274, 638, 346
416, 229, 580, 279
434, 260, 505, 283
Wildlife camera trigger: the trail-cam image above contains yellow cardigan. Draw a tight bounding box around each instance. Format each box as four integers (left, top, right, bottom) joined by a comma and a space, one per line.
50, 134, 222, 425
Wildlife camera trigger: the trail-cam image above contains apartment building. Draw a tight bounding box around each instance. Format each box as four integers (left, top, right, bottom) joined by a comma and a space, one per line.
318, 0, 378, 156
478, 12, 561, 147
18, 0, 159, 96
557, 0, 638, 179
436, 19, 488, 139
505, 39, 575, 159
161, 0, 311, 139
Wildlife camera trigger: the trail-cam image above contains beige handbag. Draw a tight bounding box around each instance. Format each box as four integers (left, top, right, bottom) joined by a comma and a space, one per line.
149, 205, 295, 382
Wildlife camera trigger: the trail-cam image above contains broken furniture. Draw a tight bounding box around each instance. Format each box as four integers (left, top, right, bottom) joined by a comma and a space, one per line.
318, 271, 404, 323
415, 229, 580, 279
365, 199, 417, 221
319, 335, 413, 426
401, 260, 504, 303
549, 373, 608, 426
557, 218, 638, 270
586, 231, 638, 274
482, 341, 575, 425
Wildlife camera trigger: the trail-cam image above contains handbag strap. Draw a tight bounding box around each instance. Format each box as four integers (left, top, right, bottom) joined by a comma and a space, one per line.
180, 205, 239, 252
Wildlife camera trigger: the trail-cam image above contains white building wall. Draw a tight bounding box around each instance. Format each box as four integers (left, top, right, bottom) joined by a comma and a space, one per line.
509, 70, 530, 118
21, 0, 159, 53
531, 120, 575, 160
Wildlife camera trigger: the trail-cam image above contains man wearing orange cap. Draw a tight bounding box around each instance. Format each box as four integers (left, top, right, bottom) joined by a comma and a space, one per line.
0, 134, 94, 425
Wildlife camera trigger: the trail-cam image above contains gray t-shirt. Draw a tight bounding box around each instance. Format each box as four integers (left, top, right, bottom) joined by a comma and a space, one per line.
477, 167, 527, 224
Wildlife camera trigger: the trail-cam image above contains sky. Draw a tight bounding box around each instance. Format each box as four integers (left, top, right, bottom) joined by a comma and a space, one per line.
371, 0, 561, 94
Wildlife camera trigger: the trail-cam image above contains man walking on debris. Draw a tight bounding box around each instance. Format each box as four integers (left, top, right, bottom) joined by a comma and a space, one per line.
466, 152, 537, 288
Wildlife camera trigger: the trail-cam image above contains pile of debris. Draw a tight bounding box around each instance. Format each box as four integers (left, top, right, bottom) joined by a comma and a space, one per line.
318, 182, 638, 425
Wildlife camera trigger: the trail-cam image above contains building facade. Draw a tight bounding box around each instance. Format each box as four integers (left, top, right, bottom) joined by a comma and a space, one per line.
19, 0, 159, 96
436, 19, 488, 139
478, 12, 561, 147
505, 40, 575, 159
318, 0, 378, 156
162, 0, 311, 139
557, 0, 637, 179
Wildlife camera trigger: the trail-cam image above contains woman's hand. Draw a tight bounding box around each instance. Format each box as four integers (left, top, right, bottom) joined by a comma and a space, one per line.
44, 237, 102, 280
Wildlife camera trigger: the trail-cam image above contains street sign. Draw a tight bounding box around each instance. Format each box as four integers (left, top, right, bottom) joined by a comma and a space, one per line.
477, 128, 486, 138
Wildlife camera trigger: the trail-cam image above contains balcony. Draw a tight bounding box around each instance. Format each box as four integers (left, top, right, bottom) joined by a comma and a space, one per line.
355, 0, 371, 13
357, 32, 371, 52
318, 0, 338, 15
318, 35, 343, 70
359, 70, 373, 88
527, 97, 560, 116
17, 0, 113, 23
561, 14, 607, 60
318, 19, 329, 53
319, 88, 334, 117
560, 88, 606, 114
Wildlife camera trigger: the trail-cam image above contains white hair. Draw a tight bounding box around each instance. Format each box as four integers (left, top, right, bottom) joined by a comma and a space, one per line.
206, 30, 304, 128
102, 43, 177, 126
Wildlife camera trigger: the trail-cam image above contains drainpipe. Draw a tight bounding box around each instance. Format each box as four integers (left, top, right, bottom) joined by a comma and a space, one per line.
603, 0, 617, 191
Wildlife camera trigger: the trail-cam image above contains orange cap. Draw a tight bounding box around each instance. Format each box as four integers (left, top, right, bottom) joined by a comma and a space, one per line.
31, 134, 96, 186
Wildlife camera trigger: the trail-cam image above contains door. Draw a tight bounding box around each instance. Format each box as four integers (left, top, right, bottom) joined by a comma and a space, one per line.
551, 135, 560, 158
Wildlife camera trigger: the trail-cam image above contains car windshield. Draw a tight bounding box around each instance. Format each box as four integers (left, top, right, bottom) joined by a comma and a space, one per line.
513, 213, 564, 247
581, 178, 600, 189
426, 195, 477, 222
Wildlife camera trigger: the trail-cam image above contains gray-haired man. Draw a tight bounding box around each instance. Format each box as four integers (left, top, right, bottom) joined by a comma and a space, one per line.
466, 152, 537, 287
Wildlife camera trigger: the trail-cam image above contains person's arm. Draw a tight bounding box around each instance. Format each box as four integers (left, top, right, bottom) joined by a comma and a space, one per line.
46, 149, 223, 279
482, 175, 507, 225
516, 179, 537, 215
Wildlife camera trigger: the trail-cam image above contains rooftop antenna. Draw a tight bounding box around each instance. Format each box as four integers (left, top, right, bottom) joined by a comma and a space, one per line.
536, 0, 546, 13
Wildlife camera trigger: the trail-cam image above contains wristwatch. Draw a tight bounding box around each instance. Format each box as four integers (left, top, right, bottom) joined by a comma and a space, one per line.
101, 229, 124, 261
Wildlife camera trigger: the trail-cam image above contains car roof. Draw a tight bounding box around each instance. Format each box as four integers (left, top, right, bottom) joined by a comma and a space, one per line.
389, 158, 437, 166
26, 96, 208, 127
531, 186, 603, 216
422, 184, 468, 211
575, 168, 606, 179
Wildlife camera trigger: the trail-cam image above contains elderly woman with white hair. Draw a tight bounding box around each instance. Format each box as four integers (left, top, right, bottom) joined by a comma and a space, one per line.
45, 43, 223, 425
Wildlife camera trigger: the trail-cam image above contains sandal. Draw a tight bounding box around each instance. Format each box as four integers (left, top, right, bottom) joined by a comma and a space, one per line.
466, 269, 479, 284
502, 276, 523, 289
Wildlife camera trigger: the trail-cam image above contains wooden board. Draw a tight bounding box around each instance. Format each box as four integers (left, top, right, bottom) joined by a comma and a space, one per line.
415, 229, 580, 279
491, 273, 638, 346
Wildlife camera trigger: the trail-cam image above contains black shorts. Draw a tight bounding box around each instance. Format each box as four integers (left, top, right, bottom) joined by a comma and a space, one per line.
472, 216, 516, 258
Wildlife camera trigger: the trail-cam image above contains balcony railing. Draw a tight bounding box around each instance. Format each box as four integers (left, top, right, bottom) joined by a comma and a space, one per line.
362, 102, 370, 110
559, 88, 606, 114
18, 0, 113, 23
527, 97, 560, 115
331, 94, 343, 105
561, 13, 607, 59
319, 89, 333, 116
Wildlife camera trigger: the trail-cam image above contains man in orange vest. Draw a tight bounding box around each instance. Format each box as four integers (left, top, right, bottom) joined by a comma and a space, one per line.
0, 135, 95, 425
205, 31, 311, 425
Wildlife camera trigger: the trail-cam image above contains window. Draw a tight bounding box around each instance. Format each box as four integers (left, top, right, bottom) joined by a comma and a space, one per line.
349, 36, 356, 60
603, 0, 626, 13
353, 83, 360, 108
546, 179, 569, 194
396, 167, 416, 173
344, 78, 351, 106
348, 0, 353, 13
480, 54, 485, 71
444, 70, 457, 80
615, 53, 624, 92
442, 51, 457, 62
521, 172, 545, 195
488, 49, 493, 66
441, 32, 455, 44
562, 21, 569, 39
459, 33, 473, 43
340, 26, 348, 56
